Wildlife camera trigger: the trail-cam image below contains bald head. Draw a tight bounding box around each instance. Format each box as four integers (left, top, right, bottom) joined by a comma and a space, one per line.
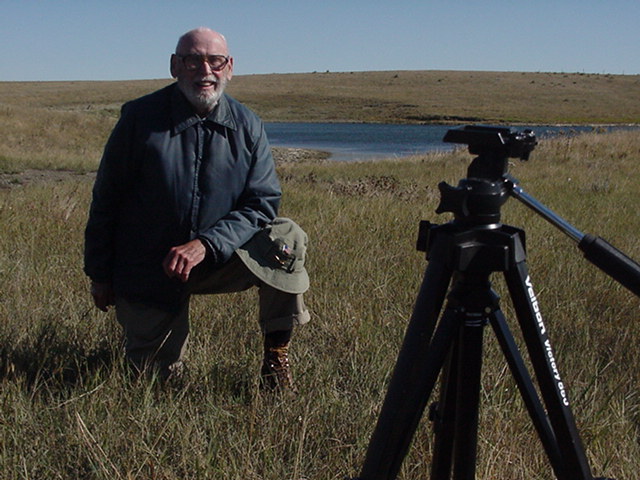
175, 27, 229, 56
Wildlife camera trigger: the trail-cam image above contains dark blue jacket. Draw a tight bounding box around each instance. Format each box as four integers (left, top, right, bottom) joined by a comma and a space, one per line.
84, 84, 281, 307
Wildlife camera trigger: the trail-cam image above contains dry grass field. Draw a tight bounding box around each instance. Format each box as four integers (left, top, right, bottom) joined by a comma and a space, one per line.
230, 70, 640, 124
2, 70, 639, 125
0, 72, 639, 479
2, 70, 638, 175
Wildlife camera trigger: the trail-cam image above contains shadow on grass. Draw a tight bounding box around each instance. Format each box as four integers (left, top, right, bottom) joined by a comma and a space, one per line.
0, 320, 116, 390
206, 361, 256, 401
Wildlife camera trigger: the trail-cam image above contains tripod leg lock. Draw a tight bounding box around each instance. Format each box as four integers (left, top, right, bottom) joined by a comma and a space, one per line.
416, 220, 435, 253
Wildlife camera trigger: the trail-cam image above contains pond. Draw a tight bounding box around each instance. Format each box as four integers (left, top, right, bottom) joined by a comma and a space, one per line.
264, 122, 634, 161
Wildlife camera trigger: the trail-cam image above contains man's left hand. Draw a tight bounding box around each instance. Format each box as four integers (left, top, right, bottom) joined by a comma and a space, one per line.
162, 239, 207, 282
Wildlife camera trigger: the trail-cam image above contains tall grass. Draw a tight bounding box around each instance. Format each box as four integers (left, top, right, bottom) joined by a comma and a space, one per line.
0, 128, 638, 479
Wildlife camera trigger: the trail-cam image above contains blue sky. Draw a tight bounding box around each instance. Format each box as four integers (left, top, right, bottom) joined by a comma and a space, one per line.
2, 0, 639, 81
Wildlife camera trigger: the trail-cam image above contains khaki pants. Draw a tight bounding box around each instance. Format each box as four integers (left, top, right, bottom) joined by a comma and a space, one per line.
115, 253, 309, 377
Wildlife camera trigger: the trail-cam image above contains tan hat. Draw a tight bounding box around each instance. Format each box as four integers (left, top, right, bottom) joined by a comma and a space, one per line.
236, 218, 309, 294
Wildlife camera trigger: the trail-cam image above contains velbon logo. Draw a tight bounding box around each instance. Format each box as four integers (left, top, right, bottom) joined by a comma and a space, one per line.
525, 276, 570, 407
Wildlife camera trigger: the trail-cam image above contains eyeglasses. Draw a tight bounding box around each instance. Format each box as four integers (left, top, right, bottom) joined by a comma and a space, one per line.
176, 54, 230, 72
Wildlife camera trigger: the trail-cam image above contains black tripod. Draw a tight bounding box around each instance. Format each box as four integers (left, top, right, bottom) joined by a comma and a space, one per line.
354, 126, 640, 480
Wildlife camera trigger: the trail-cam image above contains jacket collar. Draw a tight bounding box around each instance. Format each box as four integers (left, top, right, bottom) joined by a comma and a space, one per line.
171, 84, 237, 135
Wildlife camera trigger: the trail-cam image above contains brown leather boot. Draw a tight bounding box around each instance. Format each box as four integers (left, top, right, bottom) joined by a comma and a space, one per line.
260, 329, 297, 394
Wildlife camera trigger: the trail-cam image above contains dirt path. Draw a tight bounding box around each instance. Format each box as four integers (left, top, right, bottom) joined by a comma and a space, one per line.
0, 148, 329, 190
0, 170, 96, 190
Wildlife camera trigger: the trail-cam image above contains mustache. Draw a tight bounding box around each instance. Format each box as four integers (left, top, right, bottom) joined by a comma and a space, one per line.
196, 76, 218, 84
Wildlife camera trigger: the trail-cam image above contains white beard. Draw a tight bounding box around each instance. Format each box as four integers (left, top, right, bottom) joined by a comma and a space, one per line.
178, 76, 228, 115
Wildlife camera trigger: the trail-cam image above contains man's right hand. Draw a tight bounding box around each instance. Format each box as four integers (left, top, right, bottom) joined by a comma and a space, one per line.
90, 281, 115, 312
162, 238, 207, 283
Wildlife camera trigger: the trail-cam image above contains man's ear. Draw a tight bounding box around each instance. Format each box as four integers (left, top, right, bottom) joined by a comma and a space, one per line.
226, 56, 234, 81
170, 54, 178, 78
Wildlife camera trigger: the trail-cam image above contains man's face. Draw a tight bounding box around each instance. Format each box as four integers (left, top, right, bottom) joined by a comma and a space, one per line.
171, 30, 234, 116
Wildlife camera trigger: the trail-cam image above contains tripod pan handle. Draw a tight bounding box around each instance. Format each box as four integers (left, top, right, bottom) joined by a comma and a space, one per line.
579, 234, 640, 297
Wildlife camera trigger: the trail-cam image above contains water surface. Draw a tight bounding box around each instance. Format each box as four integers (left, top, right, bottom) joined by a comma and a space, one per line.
265, 122, 630, 161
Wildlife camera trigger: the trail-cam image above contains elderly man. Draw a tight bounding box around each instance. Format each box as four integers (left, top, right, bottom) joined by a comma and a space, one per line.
84, 27, 309, 391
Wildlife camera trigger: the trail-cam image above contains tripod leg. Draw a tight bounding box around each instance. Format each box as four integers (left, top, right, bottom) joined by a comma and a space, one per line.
358, 243, 455, 480
504, 260, 594, 480
452, 315, 485, 480
429, 342, 459, 479
429, 314, 486, 480
490, 308, 564, 473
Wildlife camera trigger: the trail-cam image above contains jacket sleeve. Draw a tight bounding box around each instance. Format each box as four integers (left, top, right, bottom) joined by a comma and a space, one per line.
83, 104, 136, 283
198, 123, 281, 263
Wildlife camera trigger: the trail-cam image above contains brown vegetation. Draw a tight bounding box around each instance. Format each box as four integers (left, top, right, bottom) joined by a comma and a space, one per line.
0, 73, 639, 479
230, 70, 640, 124
2, 70, 639, 128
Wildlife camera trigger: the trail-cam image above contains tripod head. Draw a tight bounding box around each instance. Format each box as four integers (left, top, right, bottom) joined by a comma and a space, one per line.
434, 124, 640, 298
435, 126, 537, 226
444, 125, 537, 164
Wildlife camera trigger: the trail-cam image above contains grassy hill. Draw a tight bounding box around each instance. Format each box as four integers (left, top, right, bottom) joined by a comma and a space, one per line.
2, 70, 639, 126
230, 70, 640, 124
